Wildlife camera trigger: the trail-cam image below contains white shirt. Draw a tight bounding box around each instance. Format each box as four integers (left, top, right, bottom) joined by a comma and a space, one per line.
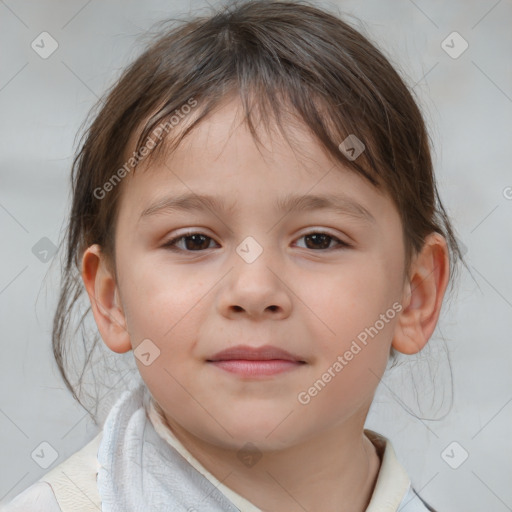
1, 392, 434, 512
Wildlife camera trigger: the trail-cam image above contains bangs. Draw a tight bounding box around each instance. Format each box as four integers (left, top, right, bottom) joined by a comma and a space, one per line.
124, 8, 393, 191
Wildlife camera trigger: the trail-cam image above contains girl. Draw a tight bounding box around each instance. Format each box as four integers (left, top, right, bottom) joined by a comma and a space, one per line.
2, 0, 464, 510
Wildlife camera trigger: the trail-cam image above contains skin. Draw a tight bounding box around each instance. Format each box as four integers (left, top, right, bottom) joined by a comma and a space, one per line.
82, 96, 450, 512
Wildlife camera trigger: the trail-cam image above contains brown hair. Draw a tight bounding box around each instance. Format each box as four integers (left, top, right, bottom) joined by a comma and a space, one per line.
53, 0, 467, 415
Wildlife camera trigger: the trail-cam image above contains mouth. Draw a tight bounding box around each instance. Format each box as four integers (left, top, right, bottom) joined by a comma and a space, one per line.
206, 344, 307, 377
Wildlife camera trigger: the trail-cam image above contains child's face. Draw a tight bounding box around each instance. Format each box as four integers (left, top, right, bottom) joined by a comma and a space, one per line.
102, 98, 409, 449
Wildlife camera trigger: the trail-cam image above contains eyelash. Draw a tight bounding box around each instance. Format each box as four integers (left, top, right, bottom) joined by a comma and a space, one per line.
162, 230, 351, 253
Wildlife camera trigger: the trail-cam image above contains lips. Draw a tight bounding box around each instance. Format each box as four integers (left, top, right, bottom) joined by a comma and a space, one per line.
207, 344, 306, 363
206, 344, 306, 378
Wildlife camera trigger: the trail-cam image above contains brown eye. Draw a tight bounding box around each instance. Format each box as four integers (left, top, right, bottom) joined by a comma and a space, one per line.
163, 233, 217, 251
295, 232, 350, 251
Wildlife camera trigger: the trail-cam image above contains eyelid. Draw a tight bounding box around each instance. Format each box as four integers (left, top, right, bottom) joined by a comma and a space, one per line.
294, 230, 352, 249
296, 227, 351, 243
162, 228, 352, 252
162, 229, 218, 249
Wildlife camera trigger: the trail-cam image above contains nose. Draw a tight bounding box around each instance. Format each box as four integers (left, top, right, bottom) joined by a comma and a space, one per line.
216, 248, 292, 320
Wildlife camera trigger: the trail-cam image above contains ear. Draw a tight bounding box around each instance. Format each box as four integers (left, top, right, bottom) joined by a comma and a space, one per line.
81, 244, 132, 353
392, 232, 450, 355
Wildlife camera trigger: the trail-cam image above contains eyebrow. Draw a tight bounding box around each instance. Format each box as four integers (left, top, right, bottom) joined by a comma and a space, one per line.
138, 192, 376, 224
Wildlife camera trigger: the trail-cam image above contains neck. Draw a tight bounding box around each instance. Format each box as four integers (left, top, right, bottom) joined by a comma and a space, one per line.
160, 412, 382, 512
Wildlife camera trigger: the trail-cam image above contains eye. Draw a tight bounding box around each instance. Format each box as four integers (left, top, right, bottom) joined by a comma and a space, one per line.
162, 232, 218, 252
294, 231, 351, 251
162, 230, 351, 253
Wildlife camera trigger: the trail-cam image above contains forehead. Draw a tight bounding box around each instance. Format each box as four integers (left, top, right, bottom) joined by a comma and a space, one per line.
116, 97, 392, 226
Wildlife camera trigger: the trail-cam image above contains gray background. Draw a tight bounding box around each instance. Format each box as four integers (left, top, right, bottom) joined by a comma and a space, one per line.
1, 0, 511, 510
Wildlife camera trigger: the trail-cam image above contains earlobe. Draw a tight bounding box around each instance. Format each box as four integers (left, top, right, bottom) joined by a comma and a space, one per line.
392, 233, 450, 355
81, 244, 132, 354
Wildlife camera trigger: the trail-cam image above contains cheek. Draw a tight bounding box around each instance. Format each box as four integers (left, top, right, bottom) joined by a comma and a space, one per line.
309, 257, 398, 368
298, 308, 396, 419
314, 259, 393, 326
124, 262, 208, 398
120, 258, 208, 339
